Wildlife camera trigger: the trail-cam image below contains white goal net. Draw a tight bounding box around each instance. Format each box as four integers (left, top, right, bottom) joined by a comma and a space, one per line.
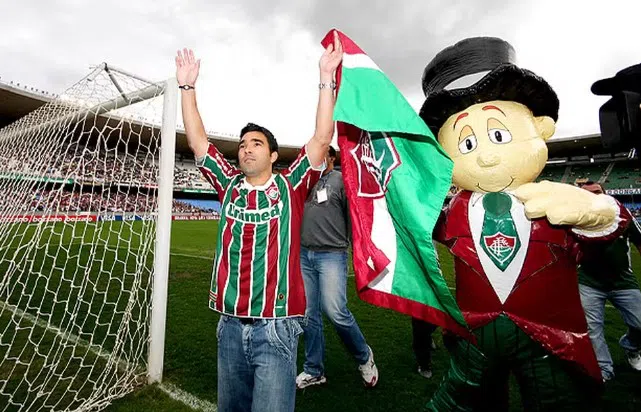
0, 64, 175, 411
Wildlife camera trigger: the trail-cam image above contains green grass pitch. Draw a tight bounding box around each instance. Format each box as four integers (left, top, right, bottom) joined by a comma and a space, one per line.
2, 220, 640, 411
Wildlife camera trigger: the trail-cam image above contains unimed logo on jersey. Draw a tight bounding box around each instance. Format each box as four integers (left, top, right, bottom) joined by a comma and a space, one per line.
226, 201, 282, 224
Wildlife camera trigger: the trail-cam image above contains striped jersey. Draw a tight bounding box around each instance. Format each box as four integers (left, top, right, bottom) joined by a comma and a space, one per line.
196, 143, 322, 318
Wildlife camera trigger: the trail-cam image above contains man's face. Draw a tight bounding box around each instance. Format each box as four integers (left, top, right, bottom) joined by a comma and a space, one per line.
238, 131, 275, 177
325, 152, 335, 168
437, 100, 555, 193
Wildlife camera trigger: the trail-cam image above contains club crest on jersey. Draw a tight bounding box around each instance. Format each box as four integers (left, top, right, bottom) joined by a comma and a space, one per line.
266, 186, 279, 201
350, 131, 401, 198
482, 232, 518, 269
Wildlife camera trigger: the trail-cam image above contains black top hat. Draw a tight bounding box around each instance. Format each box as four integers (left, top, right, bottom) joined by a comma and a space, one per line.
591, 63, 641, 96
419, 37, 559, 132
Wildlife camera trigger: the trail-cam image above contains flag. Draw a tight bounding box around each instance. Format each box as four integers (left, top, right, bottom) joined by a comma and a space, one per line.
321, 30, 470, 337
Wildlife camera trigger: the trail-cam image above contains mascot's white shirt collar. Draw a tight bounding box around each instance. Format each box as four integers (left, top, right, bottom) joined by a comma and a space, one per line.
468, 191, 531, 304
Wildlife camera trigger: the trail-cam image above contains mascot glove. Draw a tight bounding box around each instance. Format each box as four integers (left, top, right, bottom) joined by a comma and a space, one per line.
513, 180, 617, 232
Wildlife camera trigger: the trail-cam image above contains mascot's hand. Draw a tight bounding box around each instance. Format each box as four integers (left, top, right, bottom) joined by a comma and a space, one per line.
513, 180, 616, 231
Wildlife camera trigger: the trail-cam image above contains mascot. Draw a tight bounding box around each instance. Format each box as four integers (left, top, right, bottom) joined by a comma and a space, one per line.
419, 37, 633, 411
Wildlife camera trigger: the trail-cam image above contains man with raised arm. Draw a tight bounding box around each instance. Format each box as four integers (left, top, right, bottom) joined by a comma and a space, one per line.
174, 32, 343, 412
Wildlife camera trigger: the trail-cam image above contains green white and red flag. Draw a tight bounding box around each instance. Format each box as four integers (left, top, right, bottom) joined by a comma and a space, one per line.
321, 29, 470, 337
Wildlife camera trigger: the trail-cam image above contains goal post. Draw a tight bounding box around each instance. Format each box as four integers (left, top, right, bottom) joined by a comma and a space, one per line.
0, 65, 177, 411
148, 77, 178, 385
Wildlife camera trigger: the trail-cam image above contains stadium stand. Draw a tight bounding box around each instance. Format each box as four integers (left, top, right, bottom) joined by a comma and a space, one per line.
2, 138, 639, 217
536, 165, 567, 183
175, 198, 221, 213
0, 82, 638, 219
567, 163, 609, 186
0, 187, 214, 214
606, 162, 641, 189
174, 160, 209, 189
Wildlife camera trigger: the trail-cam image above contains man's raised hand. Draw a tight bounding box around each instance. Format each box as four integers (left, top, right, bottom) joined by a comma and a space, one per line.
175, 48, 200, 87
319, 31, 343, 78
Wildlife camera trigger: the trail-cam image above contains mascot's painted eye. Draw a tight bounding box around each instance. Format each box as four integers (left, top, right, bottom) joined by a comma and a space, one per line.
488, 128, 512, 144
458, 135, 478, 154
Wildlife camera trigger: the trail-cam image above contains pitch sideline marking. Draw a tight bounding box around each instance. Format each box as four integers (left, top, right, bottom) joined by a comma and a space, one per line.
0, 300, 217, 411
157, 382, 217, 412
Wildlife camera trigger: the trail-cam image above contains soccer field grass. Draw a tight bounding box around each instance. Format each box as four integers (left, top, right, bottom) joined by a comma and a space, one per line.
108, 220, 641, 412
0, 221, 154, 411
3, 220, 640, 411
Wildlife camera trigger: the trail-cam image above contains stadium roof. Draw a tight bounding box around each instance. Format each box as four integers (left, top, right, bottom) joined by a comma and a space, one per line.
0, 81, 618, 163
546, 134, 605, 159
0, 81, 303, 162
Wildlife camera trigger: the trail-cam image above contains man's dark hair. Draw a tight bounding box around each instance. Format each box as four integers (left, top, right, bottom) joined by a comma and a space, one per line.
240, 123, 278, 154
579, 180, 605, 190
328, 145, 336, 158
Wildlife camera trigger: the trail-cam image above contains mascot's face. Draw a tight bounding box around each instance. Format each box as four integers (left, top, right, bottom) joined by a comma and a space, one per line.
437, 100, 556, 193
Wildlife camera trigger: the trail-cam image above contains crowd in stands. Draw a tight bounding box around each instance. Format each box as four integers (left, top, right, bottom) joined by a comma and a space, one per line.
1, 146, 640, 218
0, 187, 213, 214
11, 148, 639, 192
1, 147, 203, 189
174, 161, 210, 189
2, 149, 154, 185
173, 199, 216, 213
2, 145, 298, 192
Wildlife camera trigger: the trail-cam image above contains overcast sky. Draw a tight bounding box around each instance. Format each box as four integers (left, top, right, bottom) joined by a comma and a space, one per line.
1, 0, 640, 147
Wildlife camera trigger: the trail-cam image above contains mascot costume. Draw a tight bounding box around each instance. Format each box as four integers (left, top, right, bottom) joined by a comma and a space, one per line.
418, 37, 633, 411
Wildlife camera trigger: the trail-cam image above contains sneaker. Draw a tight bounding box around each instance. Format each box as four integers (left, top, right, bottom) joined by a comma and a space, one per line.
296, 371, 327, 389
418, 366, 433, 379
358, 346, 379, 387
627, 351, 641, 371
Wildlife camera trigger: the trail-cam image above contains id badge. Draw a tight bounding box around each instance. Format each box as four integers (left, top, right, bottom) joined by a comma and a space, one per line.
316, 188, 328, 203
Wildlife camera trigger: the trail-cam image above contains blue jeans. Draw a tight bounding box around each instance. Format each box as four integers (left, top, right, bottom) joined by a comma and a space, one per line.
300, 248, 369, 377
217, 315, 303, 412
579, 284, 641, 380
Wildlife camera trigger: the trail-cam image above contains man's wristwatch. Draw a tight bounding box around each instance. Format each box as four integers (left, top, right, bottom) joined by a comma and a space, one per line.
319, 81, 336, 90
178, 84, 195, 91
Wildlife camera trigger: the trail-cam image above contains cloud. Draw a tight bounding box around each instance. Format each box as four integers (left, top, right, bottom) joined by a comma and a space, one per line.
1, 0, 641, 146
231, 0, 529, 91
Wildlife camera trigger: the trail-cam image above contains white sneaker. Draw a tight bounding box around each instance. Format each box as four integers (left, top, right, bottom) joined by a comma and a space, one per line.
358, 346, 379, 387
418, 366, 433, 379
296, 371, 327, 389
627, 351, 641, 371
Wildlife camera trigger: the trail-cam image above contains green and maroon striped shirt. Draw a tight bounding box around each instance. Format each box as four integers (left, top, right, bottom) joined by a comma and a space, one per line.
197, 143, 322, 318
